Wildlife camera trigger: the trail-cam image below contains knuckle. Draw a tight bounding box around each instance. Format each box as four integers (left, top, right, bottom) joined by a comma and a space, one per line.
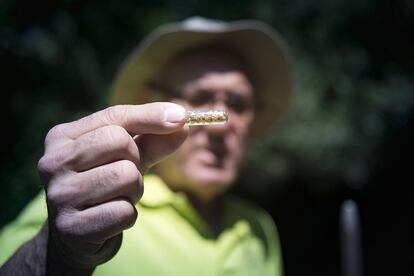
46, 185, 60, 205
99, 161, 142, 203
117, 202, 137, 229
102, 163, 122, 184
37, 154, 60, 181
89, 167, 112, 191
120, 160, 143, 202
45, 124, 67, 144
37, 155, 52, 178
37, 146, 74, 179
91, 167, 113, 192
106, 125, 131, 150
55, 213, 78, 238
94, 160, 137, 189
88, 170, 103, 191
119, 160, 140, 183
47, 183, 70, 207
105, 105, 127, 125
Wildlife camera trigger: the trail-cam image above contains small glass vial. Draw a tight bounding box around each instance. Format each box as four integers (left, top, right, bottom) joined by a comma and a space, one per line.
185, 110, 228, 126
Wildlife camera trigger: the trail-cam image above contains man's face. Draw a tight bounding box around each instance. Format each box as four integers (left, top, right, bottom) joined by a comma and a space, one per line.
154, 49, 255, 201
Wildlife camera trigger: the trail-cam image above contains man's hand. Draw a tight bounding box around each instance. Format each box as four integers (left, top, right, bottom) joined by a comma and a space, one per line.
37, 102, 188, 270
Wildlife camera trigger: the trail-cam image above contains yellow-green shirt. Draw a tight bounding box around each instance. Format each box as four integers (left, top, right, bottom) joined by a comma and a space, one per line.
0, 174, 283, 275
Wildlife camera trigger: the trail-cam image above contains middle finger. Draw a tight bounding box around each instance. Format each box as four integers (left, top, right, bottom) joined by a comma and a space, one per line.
69, 125, 142, 172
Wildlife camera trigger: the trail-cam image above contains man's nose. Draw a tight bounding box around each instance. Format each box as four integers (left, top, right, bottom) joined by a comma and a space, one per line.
205, 120, 229, 134
212, 99, 226, 111
205, 100, 229, 133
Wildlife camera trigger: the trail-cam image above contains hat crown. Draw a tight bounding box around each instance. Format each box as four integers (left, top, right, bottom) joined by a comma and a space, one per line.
181, 16, 228, 31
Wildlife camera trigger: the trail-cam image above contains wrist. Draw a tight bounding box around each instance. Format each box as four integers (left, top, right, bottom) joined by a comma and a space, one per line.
46, 222, 122, 274
46, 222, 95, 275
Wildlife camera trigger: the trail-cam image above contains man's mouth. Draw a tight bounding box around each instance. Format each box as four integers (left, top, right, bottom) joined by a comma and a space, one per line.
196, 145, 227, 167
207, 144, 227, 160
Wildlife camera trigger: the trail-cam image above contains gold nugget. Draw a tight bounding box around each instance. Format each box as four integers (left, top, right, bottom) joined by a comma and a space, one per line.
185, 110, 228, 126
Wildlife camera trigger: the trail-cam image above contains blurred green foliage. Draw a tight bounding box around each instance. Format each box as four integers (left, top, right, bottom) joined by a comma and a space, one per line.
1, 0, 413, 275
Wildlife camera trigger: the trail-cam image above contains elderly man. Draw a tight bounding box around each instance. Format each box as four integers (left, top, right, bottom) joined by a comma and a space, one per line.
0, 17, 291, 275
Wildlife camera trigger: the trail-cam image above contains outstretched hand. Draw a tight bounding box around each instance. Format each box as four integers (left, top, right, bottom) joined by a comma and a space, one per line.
37, 102, 188, 269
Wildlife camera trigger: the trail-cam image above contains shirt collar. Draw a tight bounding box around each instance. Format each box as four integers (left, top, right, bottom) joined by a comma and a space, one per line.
139, 174, 251, 239
139, 174, 218, 237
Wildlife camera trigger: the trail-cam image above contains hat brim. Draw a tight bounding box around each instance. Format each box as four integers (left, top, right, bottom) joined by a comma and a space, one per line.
110, 19, 292, 136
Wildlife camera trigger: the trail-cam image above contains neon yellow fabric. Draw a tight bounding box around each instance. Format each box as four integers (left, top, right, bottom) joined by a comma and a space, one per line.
0, 174, 283, 275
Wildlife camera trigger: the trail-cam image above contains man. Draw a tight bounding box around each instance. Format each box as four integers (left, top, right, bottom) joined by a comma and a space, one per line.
0, 16, 292, 275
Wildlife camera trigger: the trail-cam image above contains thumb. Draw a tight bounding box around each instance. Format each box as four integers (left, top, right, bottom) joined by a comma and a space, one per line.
134, 127, 189, 171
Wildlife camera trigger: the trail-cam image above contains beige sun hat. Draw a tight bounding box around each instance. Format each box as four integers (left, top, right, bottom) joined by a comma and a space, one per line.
110, 16, 292, 136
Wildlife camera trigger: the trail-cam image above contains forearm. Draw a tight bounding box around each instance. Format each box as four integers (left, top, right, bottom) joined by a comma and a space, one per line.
0, 222, 49, 275
0, 222, 94, 276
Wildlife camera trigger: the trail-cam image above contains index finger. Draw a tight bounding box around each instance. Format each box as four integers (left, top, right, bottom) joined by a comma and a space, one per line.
62, 102, 187, 139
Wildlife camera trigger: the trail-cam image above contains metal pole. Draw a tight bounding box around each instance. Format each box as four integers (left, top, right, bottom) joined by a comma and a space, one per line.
340, 199, 364, 276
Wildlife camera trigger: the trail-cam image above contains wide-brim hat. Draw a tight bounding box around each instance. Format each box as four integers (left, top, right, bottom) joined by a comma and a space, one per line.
110, 16, 292, 136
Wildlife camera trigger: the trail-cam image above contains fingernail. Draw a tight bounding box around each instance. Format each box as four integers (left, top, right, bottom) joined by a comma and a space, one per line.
164, 105, 186, 123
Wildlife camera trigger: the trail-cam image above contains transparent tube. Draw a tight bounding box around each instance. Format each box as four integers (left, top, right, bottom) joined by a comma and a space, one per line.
185, 110, 228, 126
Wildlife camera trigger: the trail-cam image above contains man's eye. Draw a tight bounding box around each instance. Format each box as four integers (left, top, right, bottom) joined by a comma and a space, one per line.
226, 94, 251, 114
187, 91, 212, 106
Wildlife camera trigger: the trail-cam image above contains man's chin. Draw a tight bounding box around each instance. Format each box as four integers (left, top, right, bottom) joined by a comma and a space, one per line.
189, 167, 235, 190
190, 176, 234, 202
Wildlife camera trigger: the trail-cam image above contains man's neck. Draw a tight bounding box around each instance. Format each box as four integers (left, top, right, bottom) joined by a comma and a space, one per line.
187, 194, 224, 237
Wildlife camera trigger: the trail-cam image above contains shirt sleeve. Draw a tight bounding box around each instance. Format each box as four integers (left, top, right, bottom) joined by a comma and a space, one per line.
257, 209, 284, 276
0, 192, 48, 265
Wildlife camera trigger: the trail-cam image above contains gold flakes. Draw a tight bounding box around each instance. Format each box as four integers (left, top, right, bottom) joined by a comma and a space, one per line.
185, 110, 228, 126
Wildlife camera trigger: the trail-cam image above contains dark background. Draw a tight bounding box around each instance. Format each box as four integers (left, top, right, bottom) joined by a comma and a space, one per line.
1, 0, 413, 275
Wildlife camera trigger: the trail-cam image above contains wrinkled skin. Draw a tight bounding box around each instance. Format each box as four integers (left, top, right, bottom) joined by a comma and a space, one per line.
37, 102, 188, 269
